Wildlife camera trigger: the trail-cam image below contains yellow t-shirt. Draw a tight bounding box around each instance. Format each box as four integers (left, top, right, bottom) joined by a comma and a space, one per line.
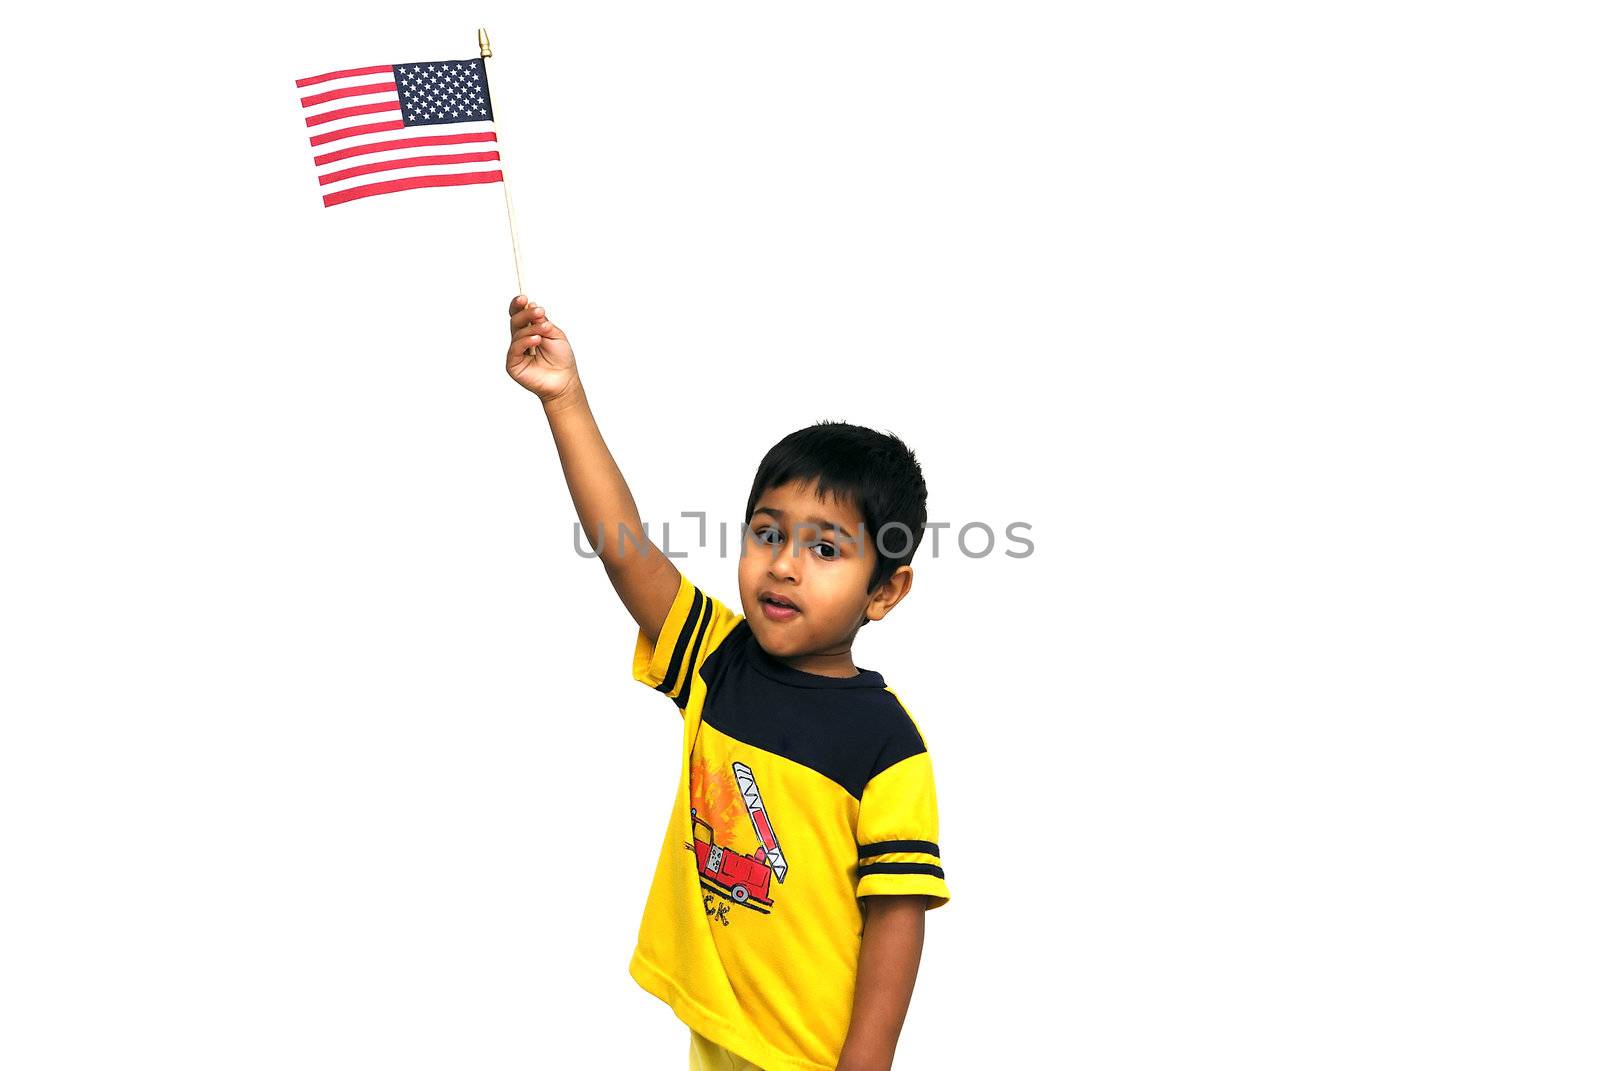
628, 571, 950, 1071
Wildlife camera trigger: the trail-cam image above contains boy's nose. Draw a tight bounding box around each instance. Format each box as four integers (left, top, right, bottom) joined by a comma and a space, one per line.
766, 544, 799, 580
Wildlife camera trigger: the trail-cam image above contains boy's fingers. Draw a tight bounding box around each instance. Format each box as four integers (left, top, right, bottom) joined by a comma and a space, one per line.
529, 310, 565, 338
509, 305, 557, 333
507, 300, 565, 346
509, 307, 549, 336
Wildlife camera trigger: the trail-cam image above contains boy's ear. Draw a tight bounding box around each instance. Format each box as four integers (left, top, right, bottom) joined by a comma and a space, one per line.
864, 565, 913, 624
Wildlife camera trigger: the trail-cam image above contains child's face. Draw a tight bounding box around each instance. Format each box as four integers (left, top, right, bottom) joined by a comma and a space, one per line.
739, 478, 886, 663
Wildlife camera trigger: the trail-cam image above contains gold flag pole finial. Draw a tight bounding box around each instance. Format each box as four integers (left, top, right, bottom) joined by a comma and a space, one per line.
478, 27, 492, 59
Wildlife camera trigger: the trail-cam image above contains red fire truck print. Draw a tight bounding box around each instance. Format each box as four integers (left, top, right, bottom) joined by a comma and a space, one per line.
690, 760, 789, 916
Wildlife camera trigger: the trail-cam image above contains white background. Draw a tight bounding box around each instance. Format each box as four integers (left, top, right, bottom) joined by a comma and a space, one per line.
4, 2, 1596, 1068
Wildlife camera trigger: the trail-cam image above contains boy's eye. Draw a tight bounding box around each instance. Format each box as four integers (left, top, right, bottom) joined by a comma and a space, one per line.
750, 527, 837, 559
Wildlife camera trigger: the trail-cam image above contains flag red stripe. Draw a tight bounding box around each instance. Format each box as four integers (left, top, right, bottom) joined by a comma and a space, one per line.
295, 64, 394, 88
313, 131, 497, 166
322, 170, 504, 207
305, 100, 401, 128
308, 119, 406, 147
320, 151, 502, 186
300, 80, 398, 108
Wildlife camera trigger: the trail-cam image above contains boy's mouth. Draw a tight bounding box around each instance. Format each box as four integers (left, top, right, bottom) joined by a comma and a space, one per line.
759, 592, 801, 620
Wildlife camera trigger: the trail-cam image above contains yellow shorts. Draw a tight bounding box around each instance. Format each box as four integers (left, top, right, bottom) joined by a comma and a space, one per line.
688, 1028, 766, 1071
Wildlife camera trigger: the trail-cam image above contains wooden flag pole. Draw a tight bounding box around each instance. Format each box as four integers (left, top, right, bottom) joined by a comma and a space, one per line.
479, 27, 527, 297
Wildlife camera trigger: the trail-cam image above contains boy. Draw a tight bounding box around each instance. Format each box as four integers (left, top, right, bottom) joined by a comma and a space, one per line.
505, 296, 949, 1071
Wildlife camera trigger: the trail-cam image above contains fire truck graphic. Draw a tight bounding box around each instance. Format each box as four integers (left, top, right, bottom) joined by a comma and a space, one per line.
690, 760, 789, 915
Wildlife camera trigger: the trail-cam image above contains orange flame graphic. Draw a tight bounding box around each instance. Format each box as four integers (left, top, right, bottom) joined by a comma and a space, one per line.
690, 757, 746, 848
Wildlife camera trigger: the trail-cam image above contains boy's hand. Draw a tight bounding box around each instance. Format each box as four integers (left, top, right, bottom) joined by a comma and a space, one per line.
505, 295, 579, 405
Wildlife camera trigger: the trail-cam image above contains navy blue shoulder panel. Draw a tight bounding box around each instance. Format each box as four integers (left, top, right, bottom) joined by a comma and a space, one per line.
699, 624, 925, 800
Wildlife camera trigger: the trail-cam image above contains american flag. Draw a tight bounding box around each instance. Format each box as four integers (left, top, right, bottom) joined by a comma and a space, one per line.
296, 58, 502, 208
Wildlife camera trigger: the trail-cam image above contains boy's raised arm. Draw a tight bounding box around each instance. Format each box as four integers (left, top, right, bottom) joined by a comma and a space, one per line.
505, 295, 681, 644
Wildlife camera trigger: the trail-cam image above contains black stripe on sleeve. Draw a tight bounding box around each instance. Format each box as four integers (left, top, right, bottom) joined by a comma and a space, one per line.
859, 840, 940, 860
655, 588, 705, 699
672, 599, 716, 710
857, 861, 946, 879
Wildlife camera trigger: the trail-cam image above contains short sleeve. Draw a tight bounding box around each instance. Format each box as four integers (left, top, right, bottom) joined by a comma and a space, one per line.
631, 570, 745, 712
855, 750, 950, 910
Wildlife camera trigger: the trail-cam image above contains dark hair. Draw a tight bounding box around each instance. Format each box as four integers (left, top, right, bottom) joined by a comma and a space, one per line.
743, 420, 929, 598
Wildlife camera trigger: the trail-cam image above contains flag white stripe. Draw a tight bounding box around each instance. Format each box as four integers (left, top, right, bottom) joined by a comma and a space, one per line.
318, 142, 497, 172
